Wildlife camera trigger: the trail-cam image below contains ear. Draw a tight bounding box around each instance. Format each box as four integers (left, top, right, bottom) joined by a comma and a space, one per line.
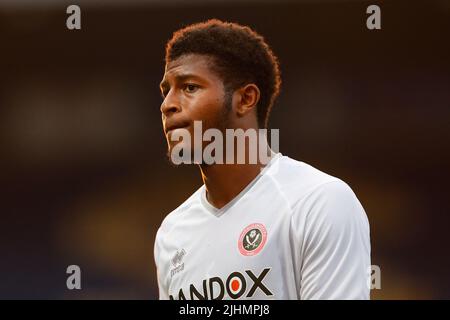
234, 84, 260, 117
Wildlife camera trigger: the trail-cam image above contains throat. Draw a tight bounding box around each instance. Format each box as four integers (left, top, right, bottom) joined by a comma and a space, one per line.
200, 158, 272, 210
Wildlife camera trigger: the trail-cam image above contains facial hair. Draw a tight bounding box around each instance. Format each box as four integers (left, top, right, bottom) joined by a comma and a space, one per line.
165, 90, 233, 166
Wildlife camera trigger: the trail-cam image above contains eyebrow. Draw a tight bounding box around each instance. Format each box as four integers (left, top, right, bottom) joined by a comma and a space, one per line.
159, 73, 205, 92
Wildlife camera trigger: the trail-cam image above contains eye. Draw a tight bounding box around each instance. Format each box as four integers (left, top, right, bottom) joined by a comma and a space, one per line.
184, 83, 199, 94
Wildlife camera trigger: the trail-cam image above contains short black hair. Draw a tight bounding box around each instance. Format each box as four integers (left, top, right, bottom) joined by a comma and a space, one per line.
165, 19, 281, 128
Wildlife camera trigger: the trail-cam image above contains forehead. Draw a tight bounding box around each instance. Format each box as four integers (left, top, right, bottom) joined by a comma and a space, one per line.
162, 54, 221, 82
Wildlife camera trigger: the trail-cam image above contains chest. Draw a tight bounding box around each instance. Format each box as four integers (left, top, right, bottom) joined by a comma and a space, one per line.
164, 203, 295, 299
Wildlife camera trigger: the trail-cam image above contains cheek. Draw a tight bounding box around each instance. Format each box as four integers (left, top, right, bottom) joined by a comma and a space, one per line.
187, 91, 225, 129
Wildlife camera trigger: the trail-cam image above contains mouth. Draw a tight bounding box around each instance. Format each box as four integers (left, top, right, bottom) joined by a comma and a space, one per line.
165, 123, 190, 136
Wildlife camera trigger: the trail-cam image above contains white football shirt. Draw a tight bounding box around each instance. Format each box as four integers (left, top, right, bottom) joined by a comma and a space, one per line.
154, 153, 371, 300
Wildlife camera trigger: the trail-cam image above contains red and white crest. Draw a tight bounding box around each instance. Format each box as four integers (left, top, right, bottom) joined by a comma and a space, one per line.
238, 223, 267, 256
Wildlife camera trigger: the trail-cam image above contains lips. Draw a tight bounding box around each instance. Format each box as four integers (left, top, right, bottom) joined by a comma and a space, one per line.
165, 122, 190, 135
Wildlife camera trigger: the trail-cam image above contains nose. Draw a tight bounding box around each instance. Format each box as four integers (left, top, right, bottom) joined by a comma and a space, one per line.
160, 90, 181, 117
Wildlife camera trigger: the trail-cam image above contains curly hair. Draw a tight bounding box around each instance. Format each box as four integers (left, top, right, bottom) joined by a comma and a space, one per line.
165, 19, 281, 128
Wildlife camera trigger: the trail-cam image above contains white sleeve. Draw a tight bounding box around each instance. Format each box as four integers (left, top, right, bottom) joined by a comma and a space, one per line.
154, 230, 170, 300
294, 180, 371, 300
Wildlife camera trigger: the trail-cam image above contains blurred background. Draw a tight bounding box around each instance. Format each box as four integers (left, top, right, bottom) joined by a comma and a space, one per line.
0, 0, 449, 299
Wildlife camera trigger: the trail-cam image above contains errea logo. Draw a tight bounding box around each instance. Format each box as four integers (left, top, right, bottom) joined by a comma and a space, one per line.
170, 249, 186, 278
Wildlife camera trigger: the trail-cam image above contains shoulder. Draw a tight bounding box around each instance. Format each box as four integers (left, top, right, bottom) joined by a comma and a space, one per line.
265, 154, 343, 209
267, 154, 368, 227
299, 179, 368, 227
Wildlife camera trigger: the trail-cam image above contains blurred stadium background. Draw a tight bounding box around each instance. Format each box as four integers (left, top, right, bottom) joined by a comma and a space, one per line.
0, 0, 449, 299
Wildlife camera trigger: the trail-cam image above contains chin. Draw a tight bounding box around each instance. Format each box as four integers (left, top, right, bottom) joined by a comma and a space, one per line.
166, 141, 194, 165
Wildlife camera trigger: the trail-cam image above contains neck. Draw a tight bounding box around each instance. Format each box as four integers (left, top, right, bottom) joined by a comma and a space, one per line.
200, 142, 275, 209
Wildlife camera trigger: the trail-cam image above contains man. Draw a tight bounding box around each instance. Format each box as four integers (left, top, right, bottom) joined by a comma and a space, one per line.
154, 19, 371, 300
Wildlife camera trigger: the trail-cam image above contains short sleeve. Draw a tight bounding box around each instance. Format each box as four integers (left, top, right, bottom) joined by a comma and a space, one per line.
293, 180, 371, 300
